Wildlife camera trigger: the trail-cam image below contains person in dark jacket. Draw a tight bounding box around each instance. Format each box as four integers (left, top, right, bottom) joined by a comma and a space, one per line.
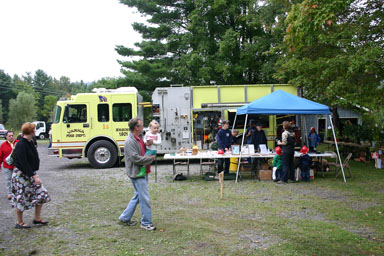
251, 123, 268, 151
251, 123, 268, 176
216, 120, 232, 174
298, 146, 312, 182
11, 123, 50, 229
231, 130, 242, 145
277, 121, 296, 184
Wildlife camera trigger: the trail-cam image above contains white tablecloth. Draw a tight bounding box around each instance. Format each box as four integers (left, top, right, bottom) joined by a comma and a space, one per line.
164, 151, 336, 160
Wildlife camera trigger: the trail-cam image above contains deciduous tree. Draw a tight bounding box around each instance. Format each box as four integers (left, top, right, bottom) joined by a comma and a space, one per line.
275, 0, 384, 132
7, 92, 37, 130
41, 95, 58, 122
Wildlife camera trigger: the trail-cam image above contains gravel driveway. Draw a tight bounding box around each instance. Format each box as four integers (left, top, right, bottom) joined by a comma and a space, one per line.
1, 141, 380, 255
0, 142, 200, 253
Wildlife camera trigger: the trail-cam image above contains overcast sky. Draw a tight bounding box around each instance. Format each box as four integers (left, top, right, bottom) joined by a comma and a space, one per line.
0, 0, 145, 82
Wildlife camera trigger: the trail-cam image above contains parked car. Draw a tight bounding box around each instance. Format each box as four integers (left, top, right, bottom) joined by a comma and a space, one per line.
0, 124, 7, 138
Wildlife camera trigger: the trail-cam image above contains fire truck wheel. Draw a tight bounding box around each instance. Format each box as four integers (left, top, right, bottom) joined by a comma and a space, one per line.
39, 134, 46, 140
88, 140, 118, 168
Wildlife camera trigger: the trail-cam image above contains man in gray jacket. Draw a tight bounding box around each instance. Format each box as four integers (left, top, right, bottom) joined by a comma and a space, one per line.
119, 118, 156, 230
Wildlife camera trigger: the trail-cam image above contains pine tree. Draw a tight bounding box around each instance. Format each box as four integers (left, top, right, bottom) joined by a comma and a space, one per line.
117, 0, 290, 89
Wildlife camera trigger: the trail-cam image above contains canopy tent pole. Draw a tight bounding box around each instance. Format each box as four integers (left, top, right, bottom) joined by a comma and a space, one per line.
232, 114, 237, 133
303, 115, 308, 147
329, 115, 346, 183
236, 114, 248, 183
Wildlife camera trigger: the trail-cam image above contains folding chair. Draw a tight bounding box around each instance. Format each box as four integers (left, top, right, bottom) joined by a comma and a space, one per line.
173, 158, 190, 178
200, 158, 216, 175
328, 153, 352, 179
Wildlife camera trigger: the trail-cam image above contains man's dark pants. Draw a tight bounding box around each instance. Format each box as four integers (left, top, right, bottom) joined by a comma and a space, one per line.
282, 150, 294, 182
218, 158, 230, 174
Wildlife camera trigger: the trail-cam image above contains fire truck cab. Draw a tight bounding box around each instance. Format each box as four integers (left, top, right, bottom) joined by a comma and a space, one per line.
49, 87, 143, 168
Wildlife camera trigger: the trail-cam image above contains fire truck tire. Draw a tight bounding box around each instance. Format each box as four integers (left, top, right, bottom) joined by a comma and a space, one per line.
88, 140, 118, 168
38, 134, 46, 140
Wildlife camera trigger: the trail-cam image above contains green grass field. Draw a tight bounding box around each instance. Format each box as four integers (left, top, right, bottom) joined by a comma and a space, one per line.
3, 160, 384, 256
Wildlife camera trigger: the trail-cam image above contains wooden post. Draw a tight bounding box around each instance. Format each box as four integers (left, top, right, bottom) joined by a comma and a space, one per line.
219, 172, 224, 199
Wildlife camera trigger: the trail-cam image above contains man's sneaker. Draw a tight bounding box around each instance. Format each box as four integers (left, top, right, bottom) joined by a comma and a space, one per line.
140, 224, 156, 231
120, 219, 137, 226
277, 180, 287, 185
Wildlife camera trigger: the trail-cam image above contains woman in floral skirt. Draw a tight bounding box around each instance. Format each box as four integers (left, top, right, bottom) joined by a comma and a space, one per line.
11, 122, 51, 229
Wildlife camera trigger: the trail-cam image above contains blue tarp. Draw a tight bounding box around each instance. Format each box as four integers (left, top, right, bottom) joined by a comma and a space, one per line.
237, 89, 330, 115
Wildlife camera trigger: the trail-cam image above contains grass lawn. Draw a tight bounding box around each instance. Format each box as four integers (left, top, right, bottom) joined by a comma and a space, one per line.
3, 160, 384, 256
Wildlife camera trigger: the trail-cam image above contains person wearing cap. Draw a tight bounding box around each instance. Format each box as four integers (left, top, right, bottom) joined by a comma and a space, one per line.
298, 146, 312, 182
251, 123, 267, 151
308, 127, 320, 152
272, 147, 283, 182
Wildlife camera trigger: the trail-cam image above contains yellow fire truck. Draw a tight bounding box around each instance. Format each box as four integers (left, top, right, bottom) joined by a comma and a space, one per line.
49, 84, 298, 168
49, 87, 143, 168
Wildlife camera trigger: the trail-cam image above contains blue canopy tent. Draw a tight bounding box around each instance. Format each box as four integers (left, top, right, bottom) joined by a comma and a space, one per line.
233, 89, 346, 183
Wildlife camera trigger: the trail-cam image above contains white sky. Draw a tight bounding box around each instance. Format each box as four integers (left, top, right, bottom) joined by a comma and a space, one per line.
0, 0, 145, 82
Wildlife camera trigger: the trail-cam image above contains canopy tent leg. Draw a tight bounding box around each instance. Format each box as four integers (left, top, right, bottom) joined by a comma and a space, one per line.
302, 115, 309, 147
232, 114, 237, 133
236, 114, 248, 183
329, 115, 346, 183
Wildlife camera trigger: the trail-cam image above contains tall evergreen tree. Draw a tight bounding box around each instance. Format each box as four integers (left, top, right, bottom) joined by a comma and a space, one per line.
0, 70, 16, 123
117, 0, 292, 89
0, 100, 3, 124
33, 69, 57, 119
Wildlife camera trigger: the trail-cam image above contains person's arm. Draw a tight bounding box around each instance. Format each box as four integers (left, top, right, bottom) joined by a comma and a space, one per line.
216, 131, 224, 149
125, 139, 154, 166
246, 128, 252, 137
153, 133, 162, 145
250, 131, 255, 145
278, 131, 288, 145
143, 133, 148, 144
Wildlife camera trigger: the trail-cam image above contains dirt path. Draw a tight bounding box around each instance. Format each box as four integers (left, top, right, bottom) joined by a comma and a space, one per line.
0, 144, 87, 246
1, 142, 380, 255
0, 143, 199, 253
